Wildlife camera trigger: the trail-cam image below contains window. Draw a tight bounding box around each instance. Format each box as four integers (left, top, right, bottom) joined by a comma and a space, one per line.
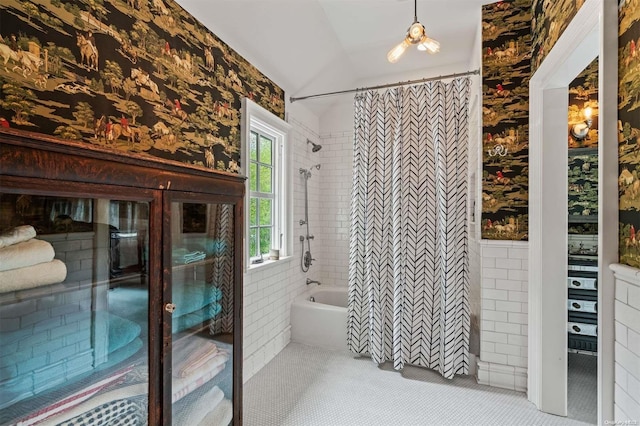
248, 130, 274, 258
241, 99, 291, 268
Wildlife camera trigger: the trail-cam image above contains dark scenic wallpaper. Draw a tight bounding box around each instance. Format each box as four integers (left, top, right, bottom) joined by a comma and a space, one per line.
568, 59, 599, 150
531, 0, 583, 74
618, 1, 640, 268
0, 0, 285, 172
568, 58, 598, 219
481, 0, 531, 240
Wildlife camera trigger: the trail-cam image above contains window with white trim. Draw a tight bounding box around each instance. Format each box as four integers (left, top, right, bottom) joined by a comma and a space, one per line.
241, 99, 291, 268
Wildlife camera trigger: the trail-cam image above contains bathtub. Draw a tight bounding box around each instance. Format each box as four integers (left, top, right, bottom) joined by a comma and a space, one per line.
290, 286, 348, 351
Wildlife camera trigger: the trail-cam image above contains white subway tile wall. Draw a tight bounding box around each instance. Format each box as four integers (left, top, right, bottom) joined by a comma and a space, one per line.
316, 131, 353, 289
242, 113, 322, 382
477, 241, 529, 391
611, 265, 640, 422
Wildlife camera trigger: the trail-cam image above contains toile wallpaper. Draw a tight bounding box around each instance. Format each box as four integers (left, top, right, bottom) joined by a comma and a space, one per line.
481, 0, 532, 240
0, 0, 285, 172
618, 1, 640, 268
568, 58, 598, 220
531, 0, 583, 74
487, 0, 639, 269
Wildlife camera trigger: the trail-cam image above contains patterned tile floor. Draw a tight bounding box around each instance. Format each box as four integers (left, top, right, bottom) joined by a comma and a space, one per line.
244, 343, 595, 426
567, 352, 597, 424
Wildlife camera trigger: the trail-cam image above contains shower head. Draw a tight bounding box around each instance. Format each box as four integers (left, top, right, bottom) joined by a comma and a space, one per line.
307, 139, 322, 152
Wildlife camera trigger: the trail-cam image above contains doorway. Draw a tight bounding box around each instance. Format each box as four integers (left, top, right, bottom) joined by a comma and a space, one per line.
528, 0, 618, 423
566, 57, 599, 423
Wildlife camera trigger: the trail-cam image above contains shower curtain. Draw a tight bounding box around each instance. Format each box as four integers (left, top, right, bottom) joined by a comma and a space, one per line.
207, 203, 235, 335
347, 77, 470, 379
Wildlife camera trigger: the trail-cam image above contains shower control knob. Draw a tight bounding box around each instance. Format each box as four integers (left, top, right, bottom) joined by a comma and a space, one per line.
307, 235, 314, 240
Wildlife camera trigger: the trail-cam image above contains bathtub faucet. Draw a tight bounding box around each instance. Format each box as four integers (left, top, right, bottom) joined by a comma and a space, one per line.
306, 278, 321, 286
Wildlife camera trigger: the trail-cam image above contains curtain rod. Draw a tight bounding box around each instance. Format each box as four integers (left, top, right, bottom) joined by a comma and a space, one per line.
289, 69, 480, 103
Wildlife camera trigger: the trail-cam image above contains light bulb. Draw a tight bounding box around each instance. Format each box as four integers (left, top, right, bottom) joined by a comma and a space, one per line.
583, 106, 593, 120
408, 22, 425, 42
418, 37, 440, 53
387, 39, 410, 63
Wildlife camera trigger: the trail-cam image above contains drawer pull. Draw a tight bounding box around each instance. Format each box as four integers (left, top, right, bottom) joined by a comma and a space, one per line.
165, 303, 176, 314
568, 299, 597, 313
568, 322, 597, 336
572, 280, 581, 287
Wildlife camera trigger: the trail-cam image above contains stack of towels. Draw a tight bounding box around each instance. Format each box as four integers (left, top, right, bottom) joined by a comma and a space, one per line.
172, 336, 233, 426
0, 225, 67, 293
172, 284, 223, 333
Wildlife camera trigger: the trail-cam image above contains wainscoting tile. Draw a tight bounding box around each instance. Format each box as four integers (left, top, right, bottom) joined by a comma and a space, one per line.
479, 241, 529, 392
490, 370, 515, 390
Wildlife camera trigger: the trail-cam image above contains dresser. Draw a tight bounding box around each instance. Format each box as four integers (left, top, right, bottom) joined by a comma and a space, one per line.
567, 255, 598, 353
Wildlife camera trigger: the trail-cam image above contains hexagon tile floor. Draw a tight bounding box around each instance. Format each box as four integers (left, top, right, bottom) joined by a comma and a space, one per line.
244, 343, 596, 426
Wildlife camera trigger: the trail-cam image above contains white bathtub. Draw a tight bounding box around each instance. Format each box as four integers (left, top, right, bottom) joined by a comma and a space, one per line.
290, 286, 348, 351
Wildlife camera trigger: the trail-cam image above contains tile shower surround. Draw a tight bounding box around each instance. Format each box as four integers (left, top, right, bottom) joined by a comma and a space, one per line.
242, 113, 322, 382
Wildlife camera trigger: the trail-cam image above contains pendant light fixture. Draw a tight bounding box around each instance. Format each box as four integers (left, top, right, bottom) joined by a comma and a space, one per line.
387, 0, 440, 63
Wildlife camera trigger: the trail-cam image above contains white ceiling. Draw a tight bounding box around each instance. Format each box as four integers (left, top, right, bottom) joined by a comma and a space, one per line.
176, 0, 486, 116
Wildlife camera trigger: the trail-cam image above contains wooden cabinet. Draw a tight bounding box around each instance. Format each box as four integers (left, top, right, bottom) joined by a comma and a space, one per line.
0, 130, 244, 425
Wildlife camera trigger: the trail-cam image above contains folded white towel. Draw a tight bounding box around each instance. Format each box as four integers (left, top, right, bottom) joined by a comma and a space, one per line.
197, 398, 233, 426
171, 351, 228, 403
0, 259, 67, 293
175, 386, 225, 426
172, 336, 219, 378
0, 225, 36, 249
0, 239, 55, 272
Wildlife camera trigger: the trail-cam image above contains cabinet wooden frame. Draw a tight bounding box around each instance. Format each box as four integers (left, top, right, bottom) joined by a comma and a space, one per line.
0, 129, 245, 425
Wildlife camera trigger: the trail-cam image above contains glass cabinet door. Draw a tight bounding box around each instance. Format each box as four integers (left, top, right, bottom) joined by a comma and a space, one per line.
0, 190, 151, 425
169, 201, 236, 426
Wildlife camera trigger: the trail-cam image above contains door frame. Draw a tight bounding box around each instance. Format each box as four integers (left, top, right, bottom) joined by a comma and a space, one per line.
527, 0, 618, 422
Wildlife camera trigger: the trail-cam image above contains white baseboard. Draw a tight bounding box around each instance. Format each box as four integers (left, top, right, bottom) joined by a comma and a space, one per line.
477, 360, 527, 392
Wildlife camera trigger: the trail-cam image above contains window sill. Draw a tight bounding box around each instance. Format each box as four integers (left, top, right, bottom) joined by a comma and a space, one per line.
245, 255, 294, 275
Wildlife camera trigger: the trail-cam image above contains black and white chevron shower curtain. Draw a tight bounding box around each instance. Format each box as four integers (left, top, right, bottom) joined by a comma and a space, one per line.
347, 78, 470, 379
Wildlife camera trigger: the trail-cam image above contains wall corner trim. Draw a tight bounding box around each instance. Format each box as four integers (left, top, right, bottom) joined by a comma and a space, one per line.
610, 263, 640, 285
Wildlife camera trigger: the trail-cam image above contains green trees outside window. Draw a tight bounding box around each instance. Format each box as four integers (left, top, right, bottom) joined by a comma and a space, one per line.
249, 131, 274, 258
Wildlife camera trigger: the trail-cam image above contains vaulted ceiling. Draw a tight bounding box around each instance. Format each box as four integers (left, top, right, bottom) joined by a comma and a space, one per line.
177, 0, 487, 116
